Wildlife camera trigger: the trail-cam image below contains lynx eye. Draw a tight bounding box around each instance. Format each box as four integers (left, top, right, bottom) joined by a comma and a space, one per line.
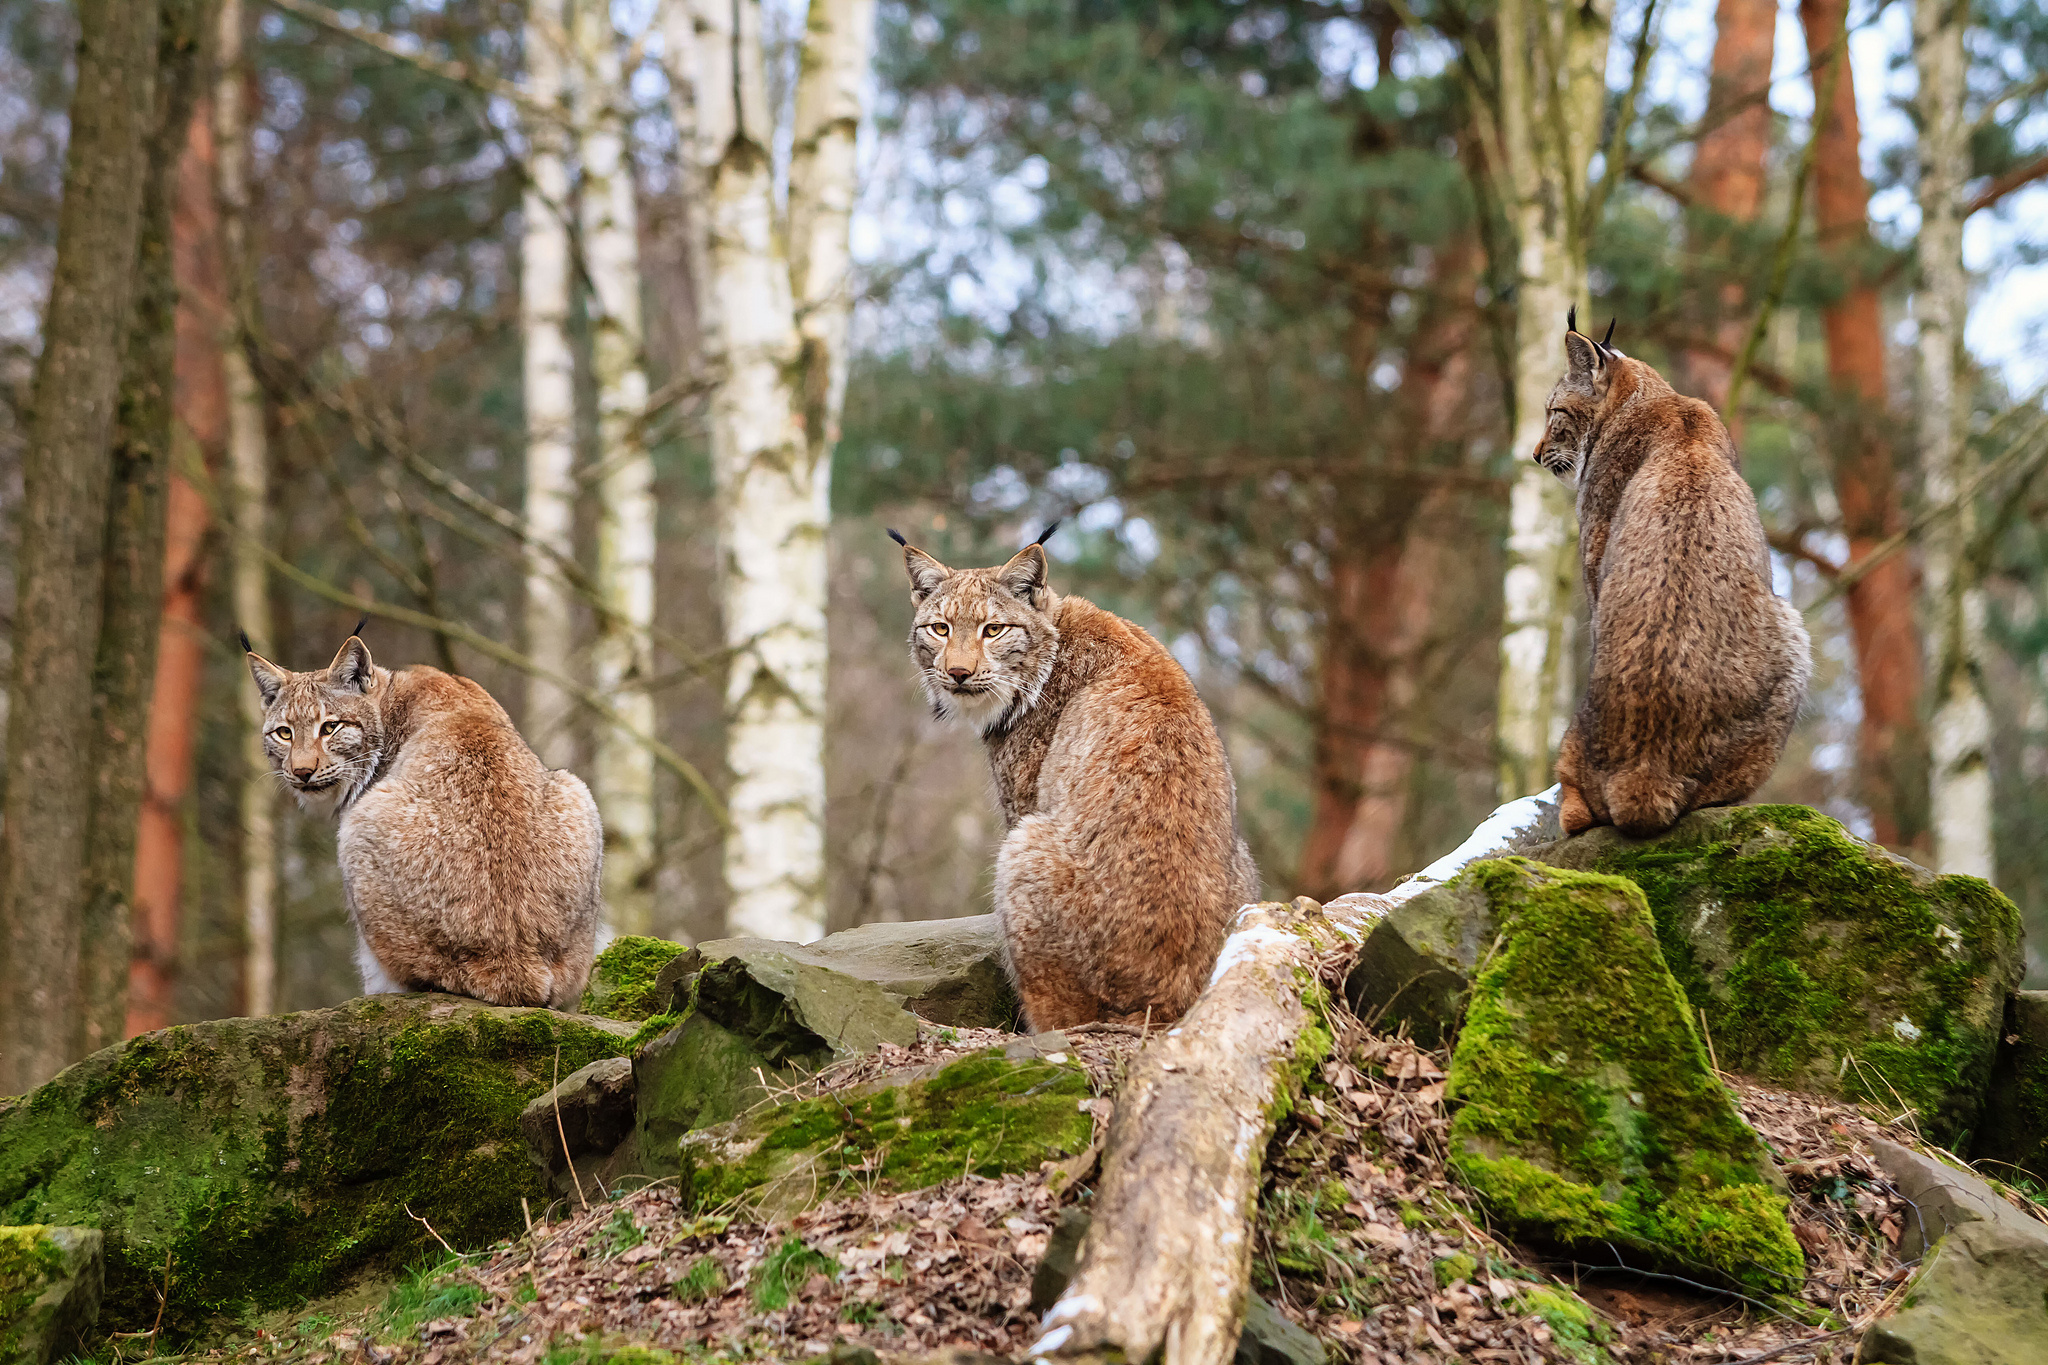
270, 726, 292, 742
927, 622, 949, 637
982, 623, 1007, 639
321, 720, 342, 736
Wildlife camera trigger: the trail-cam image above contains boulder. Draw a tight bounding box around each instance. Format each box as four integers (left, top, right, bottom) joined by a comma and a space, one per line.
579, 936, 695, 1021
1029, 1208, 1092, 1313
1865, 1138, 2048, 1260
1234, 1296, 1327, 1365
1971, 990, 2048, 1181
0, 994, 631, 1335
1529, 805, 2023, 1147
1860, 1219, 2048, 1365
0, 1226, 104, 1365
676, 1036, 1095, 1218
520, 1056, 638, 1202
1443, 858, 1804, 1295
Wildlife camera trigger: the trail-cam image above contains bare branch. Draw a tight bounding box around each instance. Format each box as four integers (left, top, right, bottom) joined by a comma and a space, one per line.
1967, 153, 2048, 217
264, 0, 546, 120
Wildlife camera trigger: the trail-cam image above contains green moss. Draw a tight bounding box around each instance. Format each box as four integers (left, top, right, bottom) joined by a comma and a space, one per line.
1514, 1285, 1613, 1365
1541, 805, 2022, 1145
0, 1226, 68, 1324
679, 1050, 1095, 1216
1433, 1252, 1479, 1288
0, 995, 633, 1339
1445, 859, 1804, 1295
578, 938, 693, 1022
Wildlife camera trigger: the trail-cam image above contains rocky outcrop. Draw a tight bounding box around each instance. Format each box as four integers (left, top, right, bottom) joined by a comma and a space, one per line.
1442, 858, 1803, 1294
0, 995, 631, 1334
1860, 1219, 2048, 1364
521, 1056, 638, 1202
1972, 990, 2048, 1181
1867, 1137, 2048, 1260
1529, 805, 2022, 1147
0, 1226, 103, 1365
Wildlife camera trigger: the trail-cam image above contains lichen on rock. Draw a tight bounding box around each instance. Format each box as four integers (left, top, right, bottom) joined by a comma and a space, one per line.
1529, 805, 2024, 1147
676, 1045, 1095, 1219
1443, 858, 1804, 1295
0, 995, 631, 1337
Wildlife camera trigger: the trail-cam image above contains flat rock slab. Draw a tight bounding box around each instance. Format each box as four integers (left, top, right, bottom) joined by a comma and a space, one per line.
1861, 1219, 2048, 1364
677, 1040, 1096, 1219
1444, 858, 1803, 1295
1866, 1138, 2048, 1260
0, 1226, 103, 1365
1529, 804, 2022, 1147
0, 994, 631, 1335
682, 916, 1019, 1030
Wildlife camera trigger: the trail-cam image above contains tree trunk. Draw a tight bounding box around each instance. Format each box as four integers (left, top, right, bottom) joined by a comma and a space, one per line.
1798, 0, 1928, 853
0, 0, 160, 1093
1492, 0, 1612, 802
216, 0, 277, 1015
576, 1, 661, 934
1914, 0, 1991, 880
1034, 897, 1378, 1365
1682, 0, 1776, 414
688, 0, 830, 942
131, 86, 231, 1039
523, 0, 579, 772
80, 0, 215, 1054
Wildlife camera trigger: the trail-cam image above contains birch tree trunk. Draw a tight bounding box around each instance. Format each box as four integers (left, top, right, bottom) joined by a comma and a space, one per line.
216, 0, 277, 1017
689, 0, 830, 943
575, 1, 660, 933
1492, 0, 1612, 801
523, 0, 579, 773
0, 0, 160, 1092
1915, 0, 1992, 881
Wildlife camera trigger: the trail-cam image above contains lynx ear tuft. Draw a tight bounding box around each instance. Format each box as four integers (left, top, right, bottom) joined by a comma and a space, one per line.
1600, 317, 1617, 351
887, 527, 908, 547
901, 542, 952, 600
328, 634, 375, 694
246, 649, 288, 708
1567, 303, 1579, 335
997, 542, 1050, 606
352, 614, 369, 639
1032, 519, 1062, 547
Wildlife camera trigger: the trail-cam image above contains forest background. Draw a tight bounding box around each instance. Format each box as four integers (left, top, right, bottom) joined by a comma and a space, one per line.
2, 0, 2046, 1092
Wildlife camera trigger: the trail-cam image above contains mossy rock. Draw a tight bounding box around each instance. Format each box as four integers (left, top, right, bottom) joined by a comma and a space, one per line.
580, 936, 693, 1021
1444, 858, 1804, 1295
1972, 991, 2048, 1181
1529, 805, 2023, 1146
1344, 878, 1501, 1048
676, 1042, 1095, 1218
0, 995, 631, 1338
0, 1226, 103, 1364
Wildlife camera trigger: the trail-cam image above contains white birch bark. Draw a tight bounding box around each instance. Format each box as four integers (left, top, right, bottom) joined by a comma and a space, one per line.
218, 0, 277, 1016
682, 0, 833, 943
1493, 0, 1613, 800
522, 0, 578, 773
1914, 0, 1993, 881
575, 0, 660, 933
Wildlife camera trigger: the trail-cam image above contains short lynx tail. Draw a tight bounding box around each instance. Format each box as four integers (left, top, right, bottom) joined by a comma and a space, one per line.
1604, 768, 1691, 839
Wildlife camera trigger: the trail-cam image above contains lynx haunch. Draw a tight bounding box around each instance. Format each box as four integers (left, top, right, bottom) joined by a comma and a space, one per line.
894, 530, 1258, 1031
245, 633, 602, 1008
1533, 315, 1812, 838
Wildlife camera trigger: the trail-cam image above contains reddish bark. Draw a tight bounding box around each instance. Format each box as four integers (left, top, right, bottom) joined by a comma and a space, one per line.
128, 97, 224, 1036
1798, 0, 1927, 852
1683, 0, 1776, 413
1299, 244, 1480, 897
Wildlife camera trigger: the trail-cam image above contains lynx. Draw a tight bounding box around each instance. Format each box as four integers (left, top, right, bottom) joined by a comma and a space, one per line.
245, 631, 602, 1008
1533, 313, 1811, 837
894, 528, 1258, 1030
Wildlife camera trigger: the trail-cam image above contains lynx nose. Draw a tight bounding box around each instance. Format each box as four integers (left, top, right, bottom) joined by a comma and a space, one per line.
946, 666, 972, 682
292, 761, 317, 779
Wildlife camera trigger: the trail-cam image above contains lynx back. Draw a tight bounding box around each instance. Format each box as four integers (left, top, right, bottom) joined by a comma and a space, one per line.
246, 634, 602, 1009
895, 530, 1258, 1030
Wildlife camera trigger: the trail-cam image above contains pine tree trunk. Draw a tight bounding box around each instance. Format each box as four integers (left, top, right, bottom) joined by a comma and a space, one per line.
577, 1, 661, 934
1799, 0, 1928, 853
216, 0, 276, 1015
1682, 0, 1776, 414
689, 0, 830, 943
1492, 0, 1612, 802
523, 0, 579, 772
131, 87, 230, 1038
1914, 0, 1991, 879
0, 0, 161, 1092
80, 0, 215, 1054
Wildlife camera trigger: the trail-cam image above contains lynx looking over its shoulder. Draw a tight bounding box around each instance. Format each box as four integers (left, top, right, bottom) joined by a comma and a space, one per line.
893, 530, 1257, 1031
1533, 314, 1811, 837
245, 633, 602, 1009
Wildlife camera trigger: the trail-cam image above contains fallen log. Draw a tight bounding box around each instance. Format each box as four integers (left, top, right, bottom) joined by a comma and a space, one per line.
1027, 788, 1562, 1365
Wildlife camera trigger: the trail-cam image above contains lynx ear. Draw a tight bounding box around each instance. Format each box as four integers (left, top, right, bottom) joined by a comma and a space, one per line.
895, 535, 953, 602
246, 647, 289, 708
997, 543, 1050, 607
1564, 329, 1607, 382
328, 635, 375, 693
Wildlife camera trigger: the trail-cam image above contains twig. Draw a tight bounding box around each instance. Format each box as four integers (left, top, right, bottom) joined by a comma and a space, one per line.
1715, 1326, 1856, 1364
406, 1203, 458, 1257
265, 0, 548, 120
1700, 1006, 1723, 1076
554, 1046, 589, 1211
521, 1196, 533, 1235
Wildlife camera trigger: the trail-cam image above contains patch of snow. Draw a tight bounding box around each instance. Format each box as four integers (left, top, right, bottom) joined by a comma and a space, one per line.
1384, 786, 1562, 906
1892, 1017, 1923, 1042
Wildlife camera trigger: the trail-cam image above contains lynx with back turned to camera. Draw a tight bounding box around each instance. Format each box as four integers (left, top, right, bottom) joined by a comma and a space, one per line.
245, 632, 602, 1008
1532, 313, 1811, 838
893, 528, 1258, 1030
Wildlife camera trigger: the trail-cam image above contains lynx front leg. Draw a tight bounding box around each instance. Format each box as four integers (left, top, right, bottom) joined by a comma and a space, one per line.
995, 816, 1104, 1030
1554, 723, 1600, 837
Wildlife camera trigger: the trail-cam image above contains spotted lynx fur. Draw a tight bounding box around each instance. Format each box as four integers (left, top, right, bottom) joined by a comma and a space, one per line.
1533, 315, 1811, 837
894, 531, 1258, 1030
245, 633, 601, 1008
